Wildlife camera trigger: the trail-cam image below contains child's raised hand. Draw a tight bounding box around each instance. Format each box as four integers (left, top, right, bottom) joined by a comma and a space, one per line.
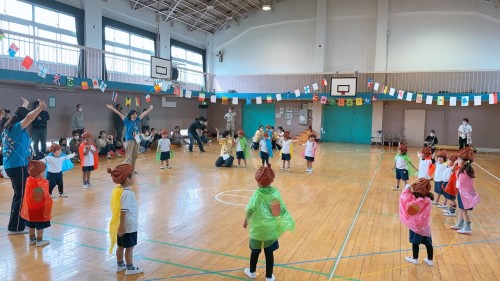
243, 219, 248, 228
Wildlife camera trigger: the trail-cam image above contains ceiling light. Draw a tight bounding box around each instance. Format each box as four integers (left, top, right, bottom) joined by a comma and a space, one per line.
262, 4, 271, 11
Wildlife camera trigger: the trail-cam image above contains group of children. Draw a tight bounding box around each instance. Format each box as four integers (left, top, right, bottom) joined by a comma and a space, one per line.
396, 144, 480, 266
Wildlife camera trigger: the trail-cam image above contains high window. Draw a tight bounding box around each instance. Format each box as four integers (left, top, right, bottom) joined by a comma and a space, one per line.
171, 41, 205, 87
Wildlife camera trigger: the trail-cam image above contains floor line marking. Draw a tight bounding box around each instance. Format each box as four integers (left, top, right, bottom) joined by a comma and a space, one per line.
473, 161, 500, 181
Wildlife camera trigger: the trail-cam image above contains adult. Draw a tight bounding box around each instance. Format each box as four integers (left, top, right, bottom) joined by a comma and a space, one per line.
214, 128, 235, 167
0, 108, 11, 133
424, 130, 438, 153
458, 118, 472, 149
106, 104, 153, 173
96, 130, 120, 159
171, 126, 188, 146
187, 117, 207, 152
141, 108, 151, 133
224, 107, 236, 137
31, 101, 50, 160
72, 104, 85, 137
113, 104, 124, 146
2, 97, 47, 234
149, 128, 161, 149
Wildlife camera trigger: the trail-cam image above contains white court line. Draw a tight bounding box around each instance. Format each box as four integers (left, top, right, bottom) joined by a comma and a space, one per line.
474, 161, 500, 181
215, 189, 255, 206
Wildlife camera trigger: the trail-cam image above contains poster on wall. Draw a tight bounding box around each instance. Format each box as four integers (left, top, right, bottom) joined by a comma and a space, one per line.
307, 103, 313, 110
280, 108, 284, 114
276, 113, 281, 118
285, 113, 293, 120
298, 109, 308, 125
286, 107, 292, 113
286, 120, 292, 126
294, 109, 299, 115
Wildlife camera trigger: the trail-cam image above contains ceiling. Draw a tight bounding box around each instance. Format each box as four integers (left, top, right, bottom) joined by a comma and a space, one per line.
130, 0, 282, 34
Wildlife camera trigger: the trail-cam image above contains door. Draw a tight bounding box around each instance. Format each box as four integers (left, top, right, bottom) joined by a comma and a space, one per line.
404, 109, 426, 147
242, 103, 275, 138
322, 105, 372, 143
425, 110, 447, 145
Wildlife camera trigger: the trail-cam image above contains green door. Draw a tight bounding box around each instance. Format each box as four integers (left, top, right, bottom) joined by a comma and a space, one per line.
243, 103, 275, 138
322, 105, 372, 143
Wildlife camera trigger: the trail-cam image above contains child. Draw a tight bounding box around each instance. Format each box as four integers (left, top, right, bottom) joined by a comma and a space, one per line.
271, 126, 279, 150
451, 147, 480, 234
40, 144, 75, 198
399, 178, 434, 266
303, 134, 317, 173
259, 132, 273, 167
236, 130, 251, 168
443, 154, 459, 216
20, 160, 53, 247
424, 130, 438, 153
59, 138, 70, 155
243, 164, 295, 281
79, 132, 98, 189
433, 150, 448, 206
157, 129, 172, 169
276, 126, 284, 151
280, 131, 293, 171
417, 146, 435, 181
69, 130, 81, 162
393, 145, 418, 191
252, 125, 263, 150
108, 164, 144, 275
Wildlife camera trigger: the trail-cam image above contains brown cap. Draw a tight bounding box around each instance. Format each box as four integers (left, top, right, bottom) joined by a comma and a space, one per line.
398, 144, 408, 154
436, 150, 447, 159
420, 146, 432, 156
266, 125, 271, 129
81, 131, 93, 139
49, 143, 62, 153
238, 130, 244, 136
255, 164, 275, 186
263, 132, 269, 138
457, 146, 474, 162
107, 164, 133, 184
28, 160, 46, 177
160, 128, 168, 135
284, 131, 290, 139
411, 178, 432, 196
449, 154, 458, 162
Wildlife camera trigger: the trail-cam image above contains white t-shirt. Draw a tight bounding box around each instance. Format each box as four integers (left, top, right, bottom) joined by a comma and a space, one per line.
434, 162, 447, 182
236, 139, 243, 152
41, 154, 75, 173
83, 146, 96, 167
120, 188, 138, 233
458, 124, 472, 139
443, 166, 453, 182
158, 138, 171, 152
259, 139, 268, 153
305, 141, 316, 157
395, 155, 407, 169
418, 158, 432, 180
281, 140, 292, 154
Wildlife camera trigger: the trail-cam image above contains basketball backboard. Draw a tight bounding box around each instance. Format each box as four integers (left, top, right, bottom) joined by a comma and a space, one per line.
151, 56, 171, 80
330, 77, 357, 97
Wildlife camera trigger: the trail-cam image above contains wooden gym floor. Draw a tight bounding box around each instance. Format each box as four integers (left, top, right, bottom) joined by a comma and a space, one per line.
0, 143, 499, 281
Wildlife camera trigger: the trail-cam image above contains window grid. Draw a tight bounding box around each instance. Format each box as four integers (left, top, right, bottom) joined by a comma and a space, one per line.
171, 45, 205, 87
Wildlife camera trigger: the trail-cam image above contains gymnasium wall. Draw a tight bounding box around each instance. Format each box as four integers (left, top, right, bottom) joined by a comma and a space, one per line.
0, 84, 202, 140
381, 101, 500, 148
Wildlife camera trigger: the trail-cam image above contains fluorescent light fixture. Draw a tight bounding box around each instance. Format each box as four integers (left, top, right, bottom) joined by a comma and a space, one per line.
262, 4, 271, 10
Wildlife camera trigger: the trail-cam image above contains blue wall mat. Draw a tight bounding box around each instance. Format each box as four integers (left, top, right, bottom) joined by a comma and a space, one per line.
242, 103, 275, 138
322, 105, 372, 144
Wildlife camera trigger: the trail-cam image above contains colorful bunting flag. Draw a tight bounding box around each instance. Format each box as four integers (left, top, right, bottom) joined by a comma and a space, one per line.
416, 94, 423, 103
397, 90, 404, 100
312, 83, 319, 91
406, 92, 413, 101
99, 81, 107, 93
135, 97, 141, 107
125, 97, 131, 107
346, 99, 353, 106
294, 89, 300, 97
112, 91, 118, 103
383, 86, 388, 94
426, 95, 433, 105
368, 79, 373, 88
320, 96, 327, 104
389, 88, 396, 96
198, 93, 205, 101
437, 96, 444, 106
210, 95, 217, 103
0, 30, 5, 41
53, 73, 61, 85
21, 56, 33, 69
450, 97, 457, 106
489, 93, 498, 104
364, 97, 371, 104
304, 86, 310, 94
256, 96, 262, 104
355, 98, 363, 106
173, 87, 181, 96
338, 99, 345, 106
372, 95, 378, 102
92, 79, 99, 89
38, 65, 49, 79
145, 93, 151, 103
222, 96, 229, 105
185, 90, 192, 98
329, 98, 336, 106
8, 42, 19, 58
81, 81, 88, 90
321, 78, 328, 86
373, 82, 380, 91
312, 94, 319, 102
154, 84, 161, 93
474, 95, 481, 106
461, 96, 469, 107
266, 95, 273, 103
276, 94, 282, 101
161, 82, 170, 92
232, 97, 238, 105
66, 77, 74, 88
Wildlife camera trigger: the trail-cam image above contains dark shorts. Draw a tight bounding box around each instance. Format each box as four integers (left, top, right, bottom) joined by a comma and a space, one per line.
305, 156, 314, 162
160, 151, 170, 161
252, 142, 259, 150
26, 221, 51, 230
249, 239, 279, 252
117, 231, 138, 248
281, 153, 291, 161
261, 152, 269, 161
236, 151, 245, 160
442, 182, 456, 200
409, 229, 432, 245
82, 166, 94, 172
395, 168, 409, 180
434, 181, 444, 195
457, 192, 473, 210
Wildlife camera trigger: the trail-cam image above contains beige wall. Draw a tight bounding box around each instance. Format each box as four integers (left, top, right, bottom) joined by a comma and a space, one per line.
381, 101, 500, 148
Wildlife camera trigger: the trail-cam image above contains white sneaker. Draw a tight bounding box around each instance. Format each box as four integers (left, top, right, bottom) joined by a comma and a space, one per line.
83, 184, 89, 189
405, 257, 419, 264
431, 201, 439, 205
116, 265, 127, 273
36, 240, 50, 247
281, 167, 285, 170
8, 230, 28, 235
450, 222, 464, 230
437, 204, 448, 209
243, 268, 256, 279
29, 239, 37, 245
166, 166, 172, 169
443, 211, 455, 217
59, 193, 68, 198
266, 275, 275, 281
125, 267, 144, 275
160, 166, 166, 170
424, 258, 434, 266
286, 167, 290, 171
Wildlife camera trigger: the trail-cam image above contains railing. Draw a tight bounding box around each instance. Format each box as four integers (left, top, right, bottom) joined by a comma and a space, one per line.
0, 30, 211, 92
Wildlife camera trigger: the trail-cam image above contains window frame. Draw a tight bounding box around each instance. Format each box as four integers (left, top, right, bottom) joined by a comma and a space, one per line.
170, 39, 206, 86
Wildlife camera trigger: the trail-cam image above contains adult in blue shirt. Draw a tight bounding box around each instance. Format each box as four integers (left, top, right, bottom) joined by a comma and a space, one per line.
2, 98, 47, 234
106, 104, 153, 173
187, 117, 207, 152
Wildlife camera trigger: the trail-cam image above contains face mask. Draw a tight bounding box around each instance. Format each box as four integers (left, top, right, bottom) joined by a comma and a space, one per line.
74, 136, 79, 140
78, 108, 83, 112
146, 133, 150, 136
463, 122, 467, 125
430, 133, 434, 136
